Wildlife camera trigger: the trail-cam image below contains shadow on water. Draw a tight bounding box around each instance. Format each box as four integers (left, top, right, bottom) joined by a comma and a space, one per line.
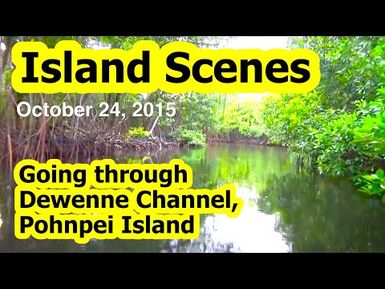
1, 144, 385, 252
258, 173, 385, 252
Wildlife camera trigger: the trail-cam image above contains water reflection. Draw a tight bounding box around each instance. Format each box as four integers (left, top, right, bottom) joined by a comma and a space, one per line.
258, 173, 385, 252
171, 144, 385, 252
170, 145, 293, 252
1, 144, 385, 252
161, 185, 290, 253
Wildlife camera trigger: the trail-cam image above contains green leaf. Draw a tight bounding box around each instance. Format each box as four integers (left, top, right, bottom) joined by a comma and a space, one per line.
376, 168, 385, 179
361, 174, 378, 181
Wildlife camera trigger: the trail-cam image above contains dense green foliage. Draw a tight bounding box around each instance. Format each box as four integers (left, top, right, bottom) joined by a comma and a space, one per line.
172, 92, 220, 146
261, 37, 385, 198
0, 35, 259, 162
2, 35, 384, 198
217, 95, 266, 139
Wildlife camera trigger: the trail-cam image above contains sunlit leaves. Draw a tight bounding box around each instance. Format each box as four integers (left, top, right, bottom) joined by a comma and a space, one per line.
262, 36, 385, 196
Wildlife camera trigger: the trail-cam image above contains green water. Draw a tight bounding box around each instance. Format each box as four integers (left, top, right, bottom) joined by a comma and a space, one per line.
1, 144, 385, 252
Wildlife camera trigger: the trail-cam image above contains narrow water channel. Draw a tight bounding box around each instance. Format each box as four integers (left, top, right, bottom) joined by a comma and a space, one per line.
1, 144, 385, 252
